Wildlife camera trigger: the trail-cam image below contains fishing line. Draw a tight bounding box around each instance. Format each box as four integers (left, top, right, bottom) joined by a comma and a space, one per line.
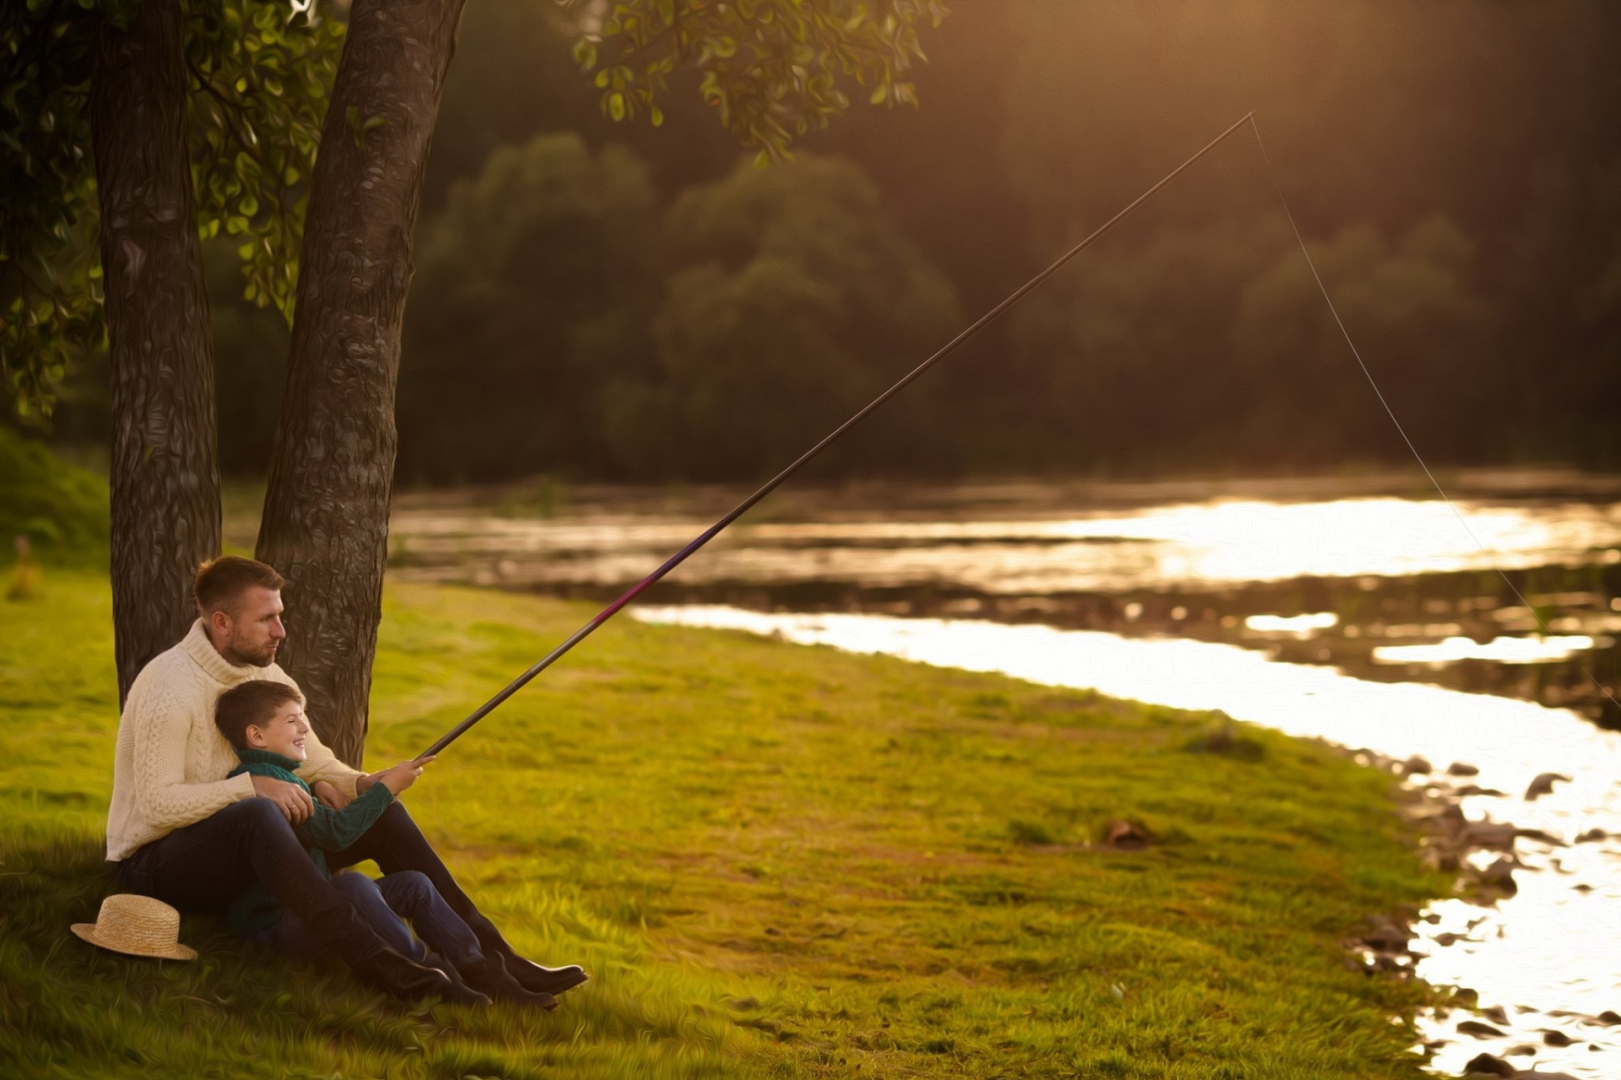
416, 112, 1258, 759
1249, 116, 1621, 716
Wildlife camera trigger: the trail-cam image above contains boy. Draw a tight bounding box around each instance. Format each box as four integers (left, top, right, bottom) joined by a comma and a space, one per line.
214, 680, 557, 1009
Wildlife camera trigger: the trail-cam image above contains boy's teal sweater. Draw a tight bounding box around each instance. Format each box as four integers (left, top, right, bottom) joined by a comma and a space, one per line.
226, 748, 395, 935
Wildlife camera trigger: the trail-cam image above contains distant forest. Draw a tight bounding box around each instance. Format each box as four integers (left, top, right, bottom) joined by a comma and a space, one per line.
28, 1, 1621, 483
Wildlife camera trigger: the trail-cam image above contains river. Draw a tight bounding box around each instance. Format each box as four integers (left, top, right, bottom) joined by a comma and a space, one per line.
376, 470, 1621, 1078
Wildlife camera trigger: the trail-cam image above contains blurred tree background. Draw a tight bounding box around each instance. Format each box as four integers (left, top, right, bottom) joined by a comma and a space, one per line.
12, 0, 1621, 483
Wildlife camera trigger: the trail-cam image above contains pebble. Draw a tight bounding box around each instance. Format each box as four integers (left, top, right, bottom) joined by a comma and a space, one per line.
1524, 772, 1572, 801
1358, 915, 1413, 951
1479, 857, 1518, 895
1462, 823, 1519, 849
1448, 761, 1480, 776
1102, 818, 1155, 849
1458, 1020, 1506, 1038
1461, 1051, 1513, 1076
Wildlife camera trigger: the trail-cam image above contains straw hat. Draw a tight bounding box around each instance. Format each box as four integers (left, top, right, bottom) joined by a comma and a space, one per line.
70, 894, 197, 961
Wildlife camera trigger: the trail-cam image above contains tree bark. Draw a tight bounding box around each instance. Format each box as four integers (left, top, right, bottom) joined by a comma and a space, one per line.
257, 0, 468, 768
92, 0, 221, 705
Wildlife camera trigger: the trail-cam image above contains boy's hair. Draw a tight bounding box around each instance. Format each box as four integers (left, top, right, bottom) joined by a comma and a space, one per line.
215, 680, 304, 751
195, 556, 286, 618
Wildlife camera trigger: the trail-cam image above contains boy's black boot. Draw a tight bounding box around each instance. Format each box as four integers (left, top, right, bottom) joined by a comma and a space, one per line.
466, 913, 588, 995
460, 954, 561, 1011
353, 946, 491, 1006
476, 937, 588, 996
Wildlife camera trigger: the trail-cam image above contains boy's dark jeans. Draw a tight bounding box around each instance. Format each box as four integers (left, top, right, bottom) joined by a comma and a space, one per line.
118, 798, 516, 966
324, 800, 516, 959
262, 870, 486, 975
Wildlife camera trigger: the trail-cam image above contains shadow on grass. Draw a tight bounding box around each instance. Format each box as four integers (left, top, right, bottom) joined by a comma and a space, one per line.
0, 830, 735, 1079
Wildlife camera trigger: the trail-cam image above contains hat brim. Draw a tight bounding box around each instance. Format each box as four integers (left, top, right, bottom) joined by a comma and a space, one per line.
70, 923, 197, 962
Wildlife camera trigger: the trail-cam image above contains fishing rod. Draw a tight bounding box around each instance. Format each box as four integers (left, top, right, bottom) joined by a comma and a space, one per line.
415, 111, 1257, 761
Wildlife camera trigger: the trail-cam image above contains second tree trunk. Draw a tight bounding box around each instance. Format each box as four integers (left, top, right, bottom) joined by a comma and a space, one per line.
257, 0, 468, 768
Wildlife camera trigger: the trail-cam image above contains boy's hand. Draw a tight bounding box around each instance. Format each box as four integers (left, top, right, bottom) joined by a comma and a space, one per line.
311, 780, 351, 809
251, 775, 313, 823
364, 756, 434, 797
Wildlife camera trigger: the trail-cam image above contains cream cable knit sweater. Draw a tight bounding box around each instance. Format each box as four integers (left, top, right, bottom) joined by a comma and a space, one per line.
106, 619, 364, 862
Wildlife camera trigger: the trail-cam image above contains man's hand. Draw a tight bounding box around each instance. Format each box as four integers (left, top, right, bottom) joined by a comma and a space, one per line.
358, 755, 435, 797
310, 780, 351, 810
251, 774, 314, 824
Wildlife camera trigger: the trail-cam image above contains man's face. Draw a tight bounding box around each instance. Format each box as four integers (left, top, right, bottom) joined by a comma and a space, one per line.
216, 587, 286, 668
248, 700, 309, 762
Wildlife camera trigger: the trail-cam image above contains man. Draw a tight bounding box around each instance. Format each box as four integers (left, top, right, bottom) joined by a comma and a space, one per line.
107, 555, 587, 1004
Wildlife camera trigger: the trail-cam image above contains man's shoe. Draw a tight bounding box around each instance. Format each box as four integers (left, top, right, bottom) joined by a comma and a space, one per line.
494, 951, 589, 996
354, 946, 492, 1006
460, 955, 560, 1010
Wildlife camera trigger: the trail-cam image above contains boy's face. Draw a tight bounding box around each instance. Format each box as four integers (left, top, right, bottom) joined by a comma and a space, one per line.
246, 700, 310, 762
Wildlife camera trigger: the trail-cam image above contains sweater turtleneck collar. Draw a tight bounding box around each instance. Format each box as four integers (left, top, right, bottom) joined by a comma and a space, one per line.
180, 618, 265, 686
234, 747, 305, 772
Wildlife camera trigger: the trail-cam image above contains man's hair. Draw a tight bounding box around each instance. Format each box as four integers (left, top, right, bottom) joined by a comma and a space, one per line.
195, 556, 285, 618
215, 680, 304, 751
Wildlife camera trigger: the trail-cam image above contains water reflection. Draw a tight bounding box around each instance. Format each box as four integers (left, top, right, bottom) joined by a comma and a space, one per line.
391, 496, 1621, 594
1245, 612, 1338, 634
1374, 635, 1604, 665
384, 484, 1621, 725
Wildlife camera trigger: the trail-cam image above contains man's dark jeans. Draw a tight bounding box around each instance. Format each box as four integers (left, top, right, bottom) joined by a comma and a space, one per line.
118, 798, 516, 967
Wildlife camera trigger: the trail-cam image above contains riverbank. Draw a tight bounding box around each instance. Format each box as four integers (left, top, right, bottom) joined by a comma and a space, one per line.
1, 571, 1450, 1078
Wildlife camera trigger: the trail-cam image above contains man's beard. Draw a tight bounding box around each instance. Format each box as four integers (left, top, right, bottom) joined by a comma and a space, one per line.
222, 640, 278, 668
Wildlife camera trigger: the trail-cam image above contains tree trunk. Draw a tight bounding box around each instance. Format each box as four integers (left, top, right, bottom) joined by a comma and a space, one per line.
256, 0, 468, 768
92, 0, 221, 705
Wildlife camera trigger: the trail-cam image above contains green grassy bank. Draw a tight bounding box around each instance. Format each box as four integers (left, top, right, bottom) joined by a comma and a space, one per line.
0, 571, 1449, 1078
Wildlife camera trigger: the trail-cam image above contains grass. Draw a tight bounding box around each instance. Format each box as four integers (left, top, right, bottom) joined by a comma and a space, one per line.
0, 426, 109, 566
0, 572, 1452, 1078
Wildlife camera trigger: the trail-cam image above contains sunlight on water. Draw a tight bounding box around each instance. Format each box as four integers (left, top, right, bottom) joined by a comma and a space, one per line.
1373, 635, 1604, 665
633, 606, 1621, 1078
1245, 612, 1338, 635
395, 497, 1621, 594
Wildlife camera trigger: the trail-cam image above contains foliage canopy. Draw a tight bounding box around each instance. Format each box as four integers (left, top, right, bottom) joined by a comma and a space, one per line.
4, 0, 938, 419
563, 0, 946, 160
397, 146, 961, 483
0, 0, 339, 418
